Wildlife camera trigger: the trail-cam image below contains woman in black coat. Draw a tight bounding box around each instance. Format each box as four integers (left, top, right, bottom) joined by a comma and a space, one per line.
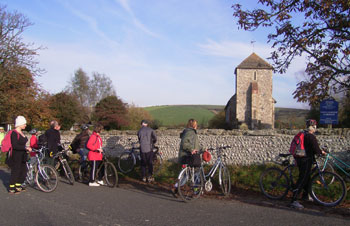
8, 116, 32, 194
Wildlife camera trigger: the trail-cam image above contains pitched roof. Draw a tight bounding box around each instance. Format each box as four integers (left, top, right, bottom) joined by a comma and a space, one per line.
236, 53, 273, 70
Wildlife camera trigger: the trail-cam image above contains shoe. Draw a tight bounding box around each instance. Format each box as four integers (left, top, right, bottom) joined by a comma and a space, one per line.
148, 176, 154, 183
290, 201, 304, 209
171, 186, 178, 198
8, 188, 18, 194
89, 182, 100, 187
15, 186, 25, 192
97, 180, 106, 186
142, 177, 147, 182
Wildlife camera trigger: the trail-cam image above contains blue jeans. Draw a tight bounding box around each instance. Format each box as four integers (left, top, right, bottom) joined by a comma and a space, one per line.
78, 148, 89, 161
78, 148, 89, 168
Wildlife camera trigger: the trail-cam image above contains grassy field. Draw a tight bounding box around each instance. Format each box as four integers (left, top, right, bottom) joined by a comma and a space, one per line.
144, 105, 309, 128
275, 107, 309, 128
144, 105, 219, 127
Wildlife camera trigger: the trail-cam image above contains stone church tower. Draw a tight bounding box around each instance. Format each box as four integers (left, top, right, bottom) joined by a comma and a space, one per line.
225, 53, 275, 129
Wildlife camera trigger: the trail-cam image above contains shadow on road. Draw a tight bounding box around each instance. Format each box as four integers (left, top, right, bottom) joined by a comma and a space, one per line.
0, 167, 10, 189
118, 177, 183, 203
222, 188, 350, 219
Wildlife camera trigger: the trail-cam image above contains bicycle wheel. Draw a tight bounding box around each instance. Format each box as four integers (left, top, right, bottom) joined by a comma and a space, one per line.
220, 165, 231, 196
259, 167, 289, 200
62, 160, 75, 185
177, 167, 204, 202
153, 152, 163, 176
35, 164, 58, 193
118, 152, 136, 173
78, 162, 91, 184
103, 162, 118, 188
309, 171, 347, 207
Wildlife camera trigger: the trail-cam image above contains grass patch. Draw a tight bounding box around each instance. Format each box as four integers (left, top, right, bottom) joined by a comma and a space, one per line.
144, 105, 216, 127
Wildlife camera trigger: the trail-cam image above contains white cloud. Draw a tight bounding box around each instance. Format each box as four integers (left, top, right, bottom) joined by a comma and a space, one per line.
114, 0, 161, 38
57, 0, 119, 47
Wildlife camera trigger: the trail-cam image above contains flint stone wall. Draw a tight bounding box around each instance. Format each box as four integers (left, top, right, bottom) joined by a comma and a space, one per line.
56, 128, 350, 165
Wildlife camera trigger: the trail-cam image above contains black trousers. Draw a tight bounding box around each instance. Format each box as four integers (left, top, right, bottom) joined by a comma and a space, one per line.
292, 157, 312, 201
9, 151, 28, 186
140, 152, 154, 178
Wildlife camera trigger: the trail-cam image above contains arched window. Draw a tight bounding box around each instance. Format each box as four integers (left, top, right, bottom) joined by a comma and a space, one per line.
254, 71, 257, 80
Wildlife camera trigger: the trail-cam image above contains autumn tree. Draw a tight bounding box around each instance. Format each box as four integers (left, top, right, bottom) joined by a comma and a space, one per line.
48, 92, 82, 130
126, 104, 153, 130
93, 96, 128, 130
67, 68, 90, 107
0, 5, 43, 124
66, 68, 116, 110
339, 90, 350, 127
232, 0, 350, 105
89, 72, 116, 107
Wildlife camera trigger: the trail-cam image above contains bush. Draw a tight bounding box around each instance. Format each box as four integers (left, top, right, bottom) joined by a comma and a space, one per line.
208, 111, 229, 129
239, 123, 248, 130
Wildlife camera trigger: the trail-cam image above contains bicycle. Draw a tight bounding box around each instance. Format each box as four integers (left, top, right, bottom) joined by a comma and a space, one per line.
177, 147, 232, 202
200, 146, 231, 196
26, 147, 59, 192
52, 144, 75, 185
79, 152, 118, 187
319, 148, 350, 181
259, 153, 347, 207
118, 138, 163, 175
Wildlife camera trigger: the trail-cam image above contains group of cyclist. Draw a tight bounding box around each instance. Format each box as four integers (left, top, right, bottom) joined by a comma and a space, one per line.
5, 115, 326, 209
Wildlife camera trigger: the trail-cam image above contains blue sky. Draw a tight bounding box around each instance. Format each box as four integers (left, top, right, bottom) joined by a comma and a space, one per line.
2, 0, 309, 108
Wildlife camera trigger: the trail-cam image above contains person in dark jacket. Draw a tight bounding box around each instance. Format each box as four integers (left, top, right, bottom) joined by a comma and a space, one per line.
290, 119, 325, 209
178, 119, 200, 164
137, 120, 157, 182
44, 120, 61, 166
70, 124, 90, 164
8, 116, 32, 194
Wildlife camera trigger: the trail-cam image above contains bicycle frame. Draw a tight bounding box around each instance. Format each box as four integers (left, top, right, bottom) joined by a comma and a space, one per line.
323, 152, 350, 178
201, 156, 224, 184
27, 148, 50, 182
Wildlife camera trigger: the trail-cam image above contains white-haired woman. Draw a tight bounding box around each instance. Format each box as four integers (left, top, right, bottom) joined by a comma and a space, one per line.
8, 116, 32, 194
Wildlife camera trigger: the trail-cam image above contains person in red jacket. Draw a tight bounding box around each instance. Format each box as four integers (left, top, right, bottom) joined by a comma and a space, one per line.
29, 129, 39, 164
86, 123, 104, 186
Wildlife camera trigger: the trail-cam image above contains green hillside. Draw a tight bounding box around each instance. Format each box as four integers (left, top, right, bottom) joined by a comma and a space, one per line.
144, 105, 309, 128
144, 105, 218, 127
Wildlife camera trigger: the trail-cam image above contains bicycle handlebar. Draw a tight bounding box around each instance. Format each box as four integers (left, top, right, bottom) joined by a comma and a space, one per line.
207, 146, 231, 151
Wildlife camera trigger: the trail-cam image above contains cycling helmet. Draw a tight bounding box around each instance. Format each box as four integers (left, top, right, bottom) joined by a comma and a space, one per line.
306, 119, 317, 127
80, 124, 89, 130
202, 150, 212, 162
29, 129, 38, 134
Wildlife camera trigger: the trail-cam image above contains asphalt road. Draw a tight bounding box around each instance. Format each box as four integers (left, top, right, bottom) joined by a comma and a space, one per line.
0, 167, 349, 226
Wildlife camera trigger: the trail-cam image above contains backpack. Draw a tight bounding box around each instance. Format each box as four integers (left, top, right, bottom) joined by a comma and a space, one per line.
1, 130, 19, 153
38, 133, 48, 148
289, 131, 306, 157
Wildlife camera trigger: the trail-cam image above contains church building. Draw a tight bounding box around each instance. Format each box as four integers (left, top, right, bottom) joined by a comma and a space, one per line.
225, 53, 275, 129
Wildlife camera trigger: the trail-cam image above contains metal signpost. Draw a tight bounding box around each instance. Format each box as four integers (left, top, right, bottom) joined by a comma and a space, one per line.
320, 99, 338, 128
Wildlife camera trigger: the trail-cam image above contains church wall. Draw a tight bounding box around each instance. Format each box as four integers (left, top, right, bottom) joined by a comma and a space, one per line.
235, 68, 274, 129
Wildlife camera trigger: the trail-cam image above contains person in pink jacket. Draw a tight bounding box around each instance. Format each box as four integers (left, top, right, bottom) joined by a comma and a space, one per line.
86, 124, 104, 186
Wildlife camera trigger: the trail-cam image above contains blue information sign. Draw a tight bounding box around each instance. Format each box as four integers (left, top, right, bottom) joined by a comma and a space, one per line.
320, 99, 338, 125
